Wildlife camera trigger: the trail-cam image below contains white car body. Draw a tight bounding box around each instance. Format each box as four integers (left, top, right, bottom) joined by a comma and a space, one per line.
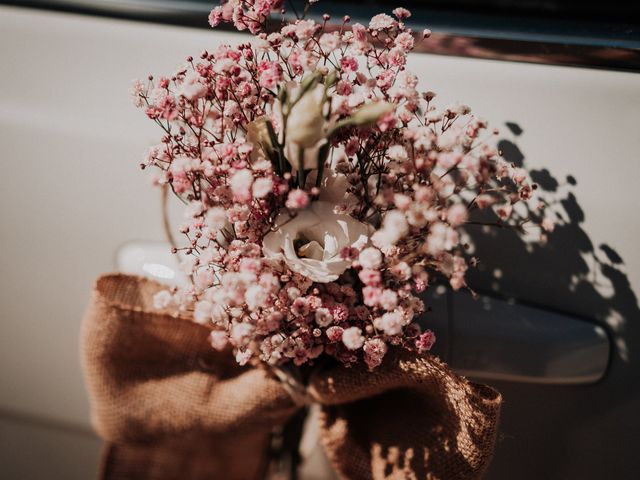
1, 5, 639, 478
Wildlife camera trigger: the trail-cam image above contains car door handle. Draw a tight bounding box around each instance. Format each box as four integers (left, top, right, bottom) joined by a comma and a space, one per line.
116, 240, 186, 285
423, 289, 610, 385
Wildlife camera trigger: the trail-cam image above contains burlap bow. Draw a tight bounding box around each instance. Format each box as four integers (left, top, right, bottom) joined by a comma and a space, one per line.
82, 274, 501, 480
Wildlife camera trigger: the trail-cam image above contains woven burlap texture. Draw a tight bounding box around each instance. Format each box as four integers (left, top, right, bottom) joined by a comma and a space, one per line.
82, 273, 501, 480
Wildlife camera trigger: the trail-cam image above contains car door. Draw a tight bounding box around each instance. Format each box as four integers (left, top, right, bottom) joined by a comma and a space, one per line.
1, 1, 638, 478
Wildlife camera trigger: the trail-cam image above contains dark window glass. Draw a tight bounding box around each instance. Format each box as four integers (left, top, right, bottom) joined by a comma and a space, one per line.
337, 0, 639, 23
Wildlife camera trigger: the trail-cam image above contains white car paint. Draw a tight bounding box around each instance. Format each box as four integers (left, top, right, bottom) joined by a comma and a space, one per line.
1, 5, 638, 478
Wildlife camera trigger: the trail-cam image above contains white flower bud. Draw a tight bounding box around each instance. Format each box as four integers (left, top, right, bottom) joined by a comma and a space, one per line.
350, 101, 394, 126
287, 87, 326, 148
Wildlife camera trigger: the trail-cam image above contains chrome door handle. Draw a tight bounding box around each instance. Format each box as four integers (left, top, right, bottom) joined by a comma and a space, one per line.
116, 240, 186, 285
421, 289, 610, 385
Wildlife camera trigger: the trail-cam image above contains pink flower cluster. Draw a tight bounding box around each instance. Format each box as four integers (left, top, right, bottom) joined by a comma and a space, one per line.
133, 1, 546, 370
209, 0, 284, 34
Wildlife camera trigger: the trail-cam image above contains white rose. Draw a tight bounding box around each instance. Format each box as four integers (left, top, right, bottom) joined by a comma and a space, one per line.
263, 201, 370, 283
305, 146, 349, 204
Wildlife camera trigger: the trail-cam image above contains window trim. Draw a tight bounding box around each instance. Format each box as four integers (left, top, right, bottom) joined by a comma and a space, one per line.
3, 0, 639, 72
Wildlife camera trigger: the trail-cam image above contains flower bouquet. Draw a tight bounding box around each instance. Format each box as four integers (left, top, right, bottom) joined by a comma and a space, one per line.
83, 1, 551, 479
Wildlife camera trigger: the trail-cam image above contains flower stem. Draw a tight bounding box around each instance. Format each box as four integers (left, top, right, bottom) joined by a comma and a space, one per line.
282, 407, 308, 480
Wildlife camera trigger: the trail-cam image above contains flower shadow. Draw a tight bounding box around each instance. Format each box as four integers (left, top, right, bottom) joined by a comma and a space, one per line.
460, 123, 640, 479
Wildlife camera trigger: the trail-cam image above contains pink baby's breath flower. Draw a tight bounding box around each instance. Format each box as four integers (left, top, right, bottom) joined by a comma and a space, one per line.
239, 257, 261, 275
315, 307, 334, 327
450, 275, 465, 291
359, 268, 381, 286
154, 95, 179, 121
376, 110, 396, 132
245, 284, 268, 310
177, 72, 208, 100
209, 330, 229, 351
391, 262, 411, 281
208, 7, 223, 27
392, 7, 411, 19
340, 56, 358, 72
388, 47, 407, 67
258, 61, 283, 89
235, 349, 252, 366
372, 210, 409, 247
296, 19, 319, 39
369, 13, 395, 30
230, 169, 254, 203
331, 303, 349, 322
287, 287, 301, 300
495, 159, 510, 178
376, 69, 395, 91
252, 177, 273, 198
258, 272, 280, 292
335, 80, 353, 96
363, 338, 388, 369
351, 23, 367, 41
513, 168, 528, 184
415, 330, 436, 353
394, 31, 415, 51
519, 184, 533, 200
130, 79, 145, 107
319, 32, 341, 52
307, 295, 322, 310
326, 326, 344, 342
374, 311, 404, 335
340, 246, 360, 261
283, 19, 317, 40
370, 229, 394, 250
358, 247, 382, 269
211, 304, 229, 326
363, 286, 382, 306
292, 297, 310, 316
206, 206, 228, 231
396, 106, 413, 124
379, 289, 399, 310
426, 223, 458, 255
231, 322, 255, 345
285, 189, 310, 209
153, 290, 172, 309
393, 194, 412, 211
388, 145, 408, 162
194, 269, 215, 290
342, 326, 365, 350
194, 300, 213, 323
447, 204, 468, 227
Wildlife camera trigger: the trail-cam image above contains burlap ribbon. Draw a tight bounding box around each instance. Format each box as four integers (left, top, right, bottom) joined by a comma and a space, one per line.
81, 274, 501, 480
